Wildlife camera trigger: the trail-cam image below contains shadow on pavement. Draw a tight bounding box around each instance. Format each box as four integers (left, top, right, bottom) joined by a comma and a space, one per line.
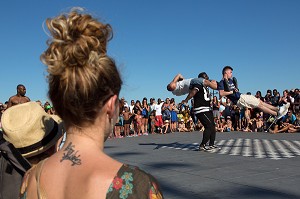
139, 142, 186, 150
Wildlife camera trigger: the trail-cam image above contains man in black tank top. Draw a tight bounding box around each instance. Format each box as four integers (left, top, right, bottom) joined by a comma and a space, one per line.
183, 72, 219, 151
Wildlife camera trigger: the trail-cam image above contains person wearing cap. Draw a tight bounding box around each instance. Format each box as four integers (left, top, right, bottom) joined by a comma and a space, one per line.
19, 8, 163, 199
182, 72, 219, 151
7, 84, 30, 108
218, 66, 290, 121
1, 101, 65, 165
161, 120, 171, 134
178, 119, 188, 132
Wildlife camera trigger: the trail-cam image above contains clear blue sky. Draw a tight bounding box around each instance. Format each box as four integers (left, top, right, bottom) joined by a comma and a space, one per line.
1, 0, 299, 104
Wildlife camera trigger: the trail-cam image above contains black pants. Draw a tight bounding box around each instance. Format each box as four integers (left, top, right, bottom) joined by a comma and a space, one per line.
196, 111, 216, 146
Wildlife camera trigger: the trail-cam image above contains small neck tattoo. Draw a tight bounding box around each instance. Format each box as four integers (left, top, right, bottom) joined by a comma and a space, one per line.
60, 142, 82, 166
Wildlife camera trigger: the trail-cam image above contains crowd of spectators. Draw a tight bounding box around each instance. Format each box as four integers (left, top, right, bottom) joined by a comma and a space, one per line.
109, 88, 300, 138
1, 88, 300, 136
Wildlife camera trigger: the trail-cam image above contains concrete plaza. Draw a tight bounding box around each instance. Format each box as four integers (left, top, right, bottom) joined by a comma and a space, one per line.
104, 131, 300, 199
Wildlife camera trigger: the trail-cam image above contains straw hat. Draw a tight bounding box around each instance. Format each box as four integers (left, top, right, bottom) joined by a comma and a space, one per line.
1, 102, 64, 158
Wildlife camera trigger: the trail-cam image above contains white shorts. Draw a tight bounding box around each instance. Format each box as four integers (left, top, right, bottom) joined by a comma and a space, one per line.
237, 94, 260, 109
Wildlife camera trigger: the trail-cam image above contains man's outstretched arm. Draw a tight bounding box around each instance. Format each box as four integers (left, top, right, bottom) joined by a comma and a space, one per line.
182, 88, 198, 104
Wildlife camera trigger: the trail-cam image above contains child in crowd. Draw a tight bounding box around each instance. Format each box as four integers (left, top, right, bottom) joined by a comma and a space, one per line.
114, 117, 123, 138
135, 109, 143, 136
178, 119, 189, 132
149, 110, 156, 134
123, 106, 132, 137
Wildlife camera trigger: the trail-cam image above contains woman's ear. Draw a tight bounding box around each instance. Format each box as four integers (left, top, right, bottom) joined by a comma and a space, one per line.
106, 95, 119, 119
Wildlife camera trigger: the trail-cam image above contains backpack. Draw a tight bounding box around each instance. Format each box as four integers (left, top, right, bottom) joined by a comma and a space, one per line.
0, 132, 31, 199
162, 109, 171, 121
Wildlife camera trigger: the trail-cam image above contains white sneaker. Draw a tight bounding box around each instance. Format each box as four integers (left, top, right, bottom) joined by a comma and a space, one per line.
276, 103, 290, 120
209, 145, 221, 150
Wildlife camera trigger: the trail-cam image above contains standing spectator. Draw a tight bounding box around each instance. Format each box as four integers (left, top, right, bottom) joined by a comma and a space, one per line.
149, 110, 156, 134
161, 98, 171, 122
293, 88, 300, 114
154, 98, 164, 132
264, 89, 272, 104
222, 98, 232, 120
279, 89, 292, 106
135, 109, 143, 136
270, 89, 280, 107
149, 98, 156, 113
7, 84, 30, 108
212, 96, 220, 120
149, 98, 156, 133
133, 100, 143, 135
129, 99, 135, 113
122, 106, 132, 137
170, 98, 178, 132
255, 91, 264, 101
233, 105, 241, 131
141, 97, 150, 135
219, 96, 226, 116
20, 9, 163, 198
114, 117, 123, 138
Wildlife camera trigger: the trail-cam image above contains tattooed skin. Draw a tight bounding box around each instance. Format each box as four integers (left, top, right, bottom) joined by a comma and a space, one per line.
60, 142, 82, 166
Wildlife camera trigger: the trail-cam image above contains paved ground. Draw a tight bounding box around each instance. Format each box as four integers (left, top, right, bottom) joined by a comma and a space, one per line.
104, 131, 300, 199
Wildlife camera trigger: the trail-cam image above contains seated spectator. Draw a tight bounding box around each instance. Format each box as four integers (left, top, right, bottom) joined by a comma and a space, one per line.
248, 113, 264, 132
224, 116, 233, 132
215, 117, 224, 132
195, 119, 204, 131
185, 117, 195, 132
287, 126, 300, 133
270, 110, 297, 133
219, 116, 226, 131
161, 120, 171, 134
178, 119, 189, 132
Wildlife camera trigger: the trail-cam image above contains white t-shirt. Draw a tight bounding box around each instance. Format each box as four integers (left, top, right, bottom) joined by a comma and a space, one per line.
154, 103, 163, 116
129, 105, 135, 113
172, 78, 192, 96
171, 78, 205, 96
